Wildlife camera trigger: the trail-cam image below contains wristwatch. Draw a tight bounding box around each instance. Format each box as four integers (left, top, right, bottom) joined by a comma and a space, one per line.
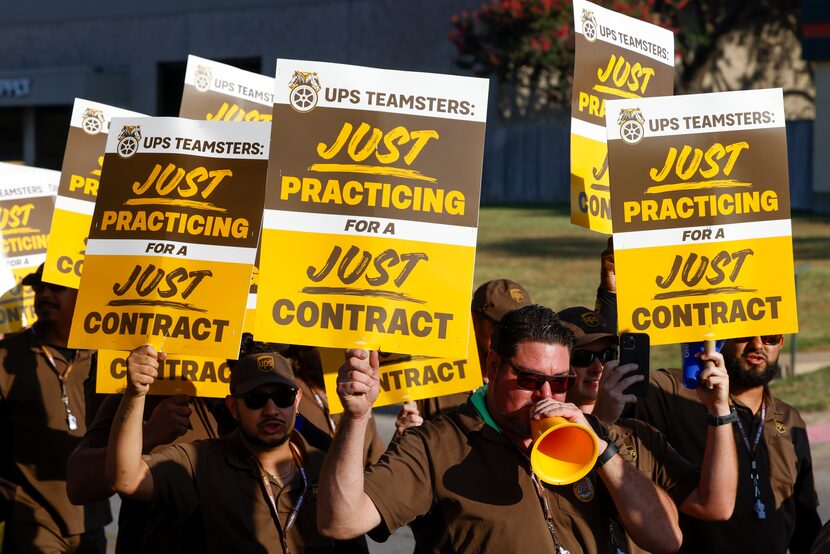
594, 441, 619, 470
707, 407, 738, 426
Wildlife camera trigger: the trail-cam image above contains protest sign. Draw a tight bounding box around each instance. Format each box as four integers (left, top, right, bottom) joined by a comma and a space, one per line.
180, 55, 273, 122
256, 59, 488, 358
181, 56, 275, 335
68, 117, 270, 358
0, 163, 59, 333
96, 349, 231, 397
320, 323, 482, 413
570, 0, 674, 234
43, 99, 144, 289
606, 88, 797, 345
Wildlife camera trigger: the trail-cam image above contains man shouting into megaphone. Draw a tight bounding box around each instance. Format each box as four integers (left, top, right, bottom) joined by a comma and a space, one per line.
317, 305, 683, 553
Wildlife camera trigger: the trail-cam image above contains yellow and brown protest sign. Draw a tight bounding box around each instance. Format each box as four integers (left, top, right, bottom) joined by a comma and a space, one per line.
320, 323, 482, 413
570, 0, 674, 234
181, 56, 275, 335
96, 350, 231, 397
68, 117, 270, 358
0, 163, 59, 333
606, 89, 797, 344
255, 59, 488, 358
43, 99, 144, 289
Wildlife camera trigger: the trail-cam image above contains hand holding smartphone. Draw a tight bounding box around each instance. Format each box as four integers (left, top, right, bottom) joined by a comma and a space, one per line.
619, 332, 650, 397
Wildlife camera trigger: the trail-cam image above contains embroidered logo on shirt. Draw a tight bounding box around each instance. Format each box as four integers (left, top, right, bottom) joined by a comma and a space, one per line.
775, 420, 787, 434
626, 446, 637, 460
573, 477, 595, 502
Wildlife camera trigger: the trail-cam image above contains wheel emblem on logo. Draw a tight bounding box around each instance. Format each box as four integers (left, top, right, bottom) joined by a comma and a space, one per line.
81, 108, 104, 135
116, 125, 142, 159
288, 70, 322, 113
617, 108, 646, 145
194, 66, 212, 92
582, 10, 598, 42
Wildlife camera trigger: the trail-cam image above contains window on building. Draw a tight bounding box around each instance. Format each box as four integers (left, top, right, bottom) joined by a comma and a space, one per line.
157, 57, 262, 116
0, 108, 24, 163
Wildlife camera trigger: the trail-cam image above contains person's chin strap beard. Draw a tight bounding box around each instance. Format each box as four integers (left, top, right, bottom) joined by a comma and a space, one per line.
726, 357, 780, 390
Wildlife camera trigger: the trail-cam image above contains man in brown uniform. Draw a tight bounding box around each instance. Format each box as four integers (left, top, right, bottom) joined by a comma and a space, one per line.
559, 307, 737, 524
635, 334, 822, 553
0, 264, 111, 552
319, 305, 684, 553
107, 343, 356, 553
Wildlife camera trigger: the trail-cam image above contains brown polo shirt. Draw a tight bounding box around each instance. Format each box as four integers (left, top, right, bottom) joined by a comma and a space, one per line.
415, 391, 471, 422
295, 376, 384, 465
635, 367, 821, 553
364, 400, 628, 553
0, 328, 111, 536
78, 393, 222, 554
147, 429, 343, 553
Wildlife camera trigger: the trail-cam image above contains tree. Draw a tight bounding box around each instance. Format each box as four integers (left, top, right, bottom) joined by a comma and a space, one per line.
450, 0, 813, 118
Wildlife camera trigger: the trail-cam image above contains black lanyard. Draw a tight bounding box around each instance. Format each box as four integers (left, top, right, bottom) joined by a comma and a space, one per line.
734, 401, 767, 519
254, 442, 308, 554
30, 328, 77, 431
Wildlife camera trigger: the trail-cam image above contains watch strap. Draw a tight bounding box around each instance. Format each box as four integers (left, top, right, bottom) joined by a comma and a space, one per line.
707, 407, 739, 427
594, 441, 619, 470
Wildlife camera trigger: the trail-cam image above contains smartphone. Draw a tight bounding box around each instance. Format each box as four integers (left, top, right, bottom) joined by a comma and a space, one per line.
619, 332, 649, 397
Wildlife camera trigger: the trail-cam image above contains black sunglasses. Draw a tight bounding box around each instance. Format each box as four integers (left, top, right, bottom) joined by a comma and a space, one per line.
506, 359, 576, 393
241, 386, 298, 409
570, 347, 618, 368
728, 335, 783, 346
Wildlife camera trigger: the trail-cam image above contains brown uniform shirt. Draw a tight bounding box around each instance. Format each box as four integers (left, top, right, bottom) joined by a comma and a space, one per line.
79, 393, 222, 553
0, 328, 111, 536
147, 430, 341, 553
295, 376, 385, 465
364, 401, 628, 553
635, 368, 821, 554
415, 391, 471, 422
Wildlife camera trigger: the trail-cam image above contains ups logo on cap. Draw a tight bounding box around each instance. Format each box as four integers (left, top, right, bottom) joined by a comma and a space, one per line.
581, 312, 600, 327
256, 355, 275, 371
509, 288, 525, 303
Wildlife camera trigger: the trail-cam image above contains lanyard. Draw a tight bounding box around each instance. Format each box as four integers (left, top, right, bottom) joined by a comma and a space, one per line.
734, 401, 767, 519
530, 472, 570, 554
255, 442, 308, 553
31, 328, 77, 431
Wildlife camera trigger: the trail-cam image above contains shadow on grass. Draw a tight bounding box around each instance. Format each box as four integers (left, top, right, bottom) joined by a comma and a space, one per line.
478, 235, 608, 258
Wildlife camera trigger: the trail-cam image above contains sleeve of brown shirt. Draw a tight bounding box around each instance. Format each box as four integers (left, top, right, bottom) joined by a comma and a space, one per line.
363, 428, 436, 536
145, 442, 201, 524
633, 368, 679, 434
788, 409, 822, 554
612, 418, 699, 506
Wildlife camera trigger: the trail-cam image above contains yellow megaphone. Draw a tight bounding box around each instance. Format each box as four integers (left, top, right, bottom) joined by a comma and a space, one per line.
530, 416, 600, 485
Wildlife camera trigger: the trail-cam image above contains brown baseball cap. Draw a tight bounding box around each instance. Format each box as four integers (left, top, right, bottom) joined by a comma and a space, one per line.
557, 306, 617, 347
21, 263, 45, 287
471, 279, 531, 322
230, 352, 297, 395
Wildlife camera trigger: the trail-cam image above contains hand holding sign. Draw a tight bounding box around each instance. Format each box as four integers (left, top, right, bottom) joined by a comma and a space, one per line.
336, 349, 380, 419
695, 348, 731, 416
144, 395, 192, 448
126, 344, 167, 397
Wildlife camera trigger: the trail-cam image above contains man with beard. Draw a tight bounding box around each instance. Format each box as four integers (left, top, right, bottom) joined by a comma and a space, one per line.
107, 343, 356, 553
635, 335, 822, 553
319, 305, 683, 553
0, 264, 111, 552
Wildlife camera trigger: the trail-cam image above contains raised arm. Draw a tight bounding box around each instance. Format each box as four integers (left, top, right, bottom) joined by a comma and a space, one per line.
317, 349, 383, 539
680, 350, 737, 520
104, 345, 166, 502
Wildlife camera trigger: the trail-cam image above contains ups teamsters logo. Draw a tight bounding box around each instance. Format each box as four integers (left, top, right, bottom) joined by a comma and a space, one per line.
509, 287, 525, 303
775, 420, 787, 434
288, 70, 322, 113
618, 107, 645, 145
573, 477, 595, 502
256, 355, 275, 371
116, 125, 142, 159
581, 311, 600, 328
194, 65, 213, 92
581, 10, 598, 41
81, 108, 105, 135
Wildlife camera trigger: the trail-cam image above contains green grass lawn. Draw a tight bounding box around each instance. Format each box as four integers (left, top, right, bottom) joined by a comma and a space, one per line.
771, 366, 830, 413
473, 206, 830, 371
